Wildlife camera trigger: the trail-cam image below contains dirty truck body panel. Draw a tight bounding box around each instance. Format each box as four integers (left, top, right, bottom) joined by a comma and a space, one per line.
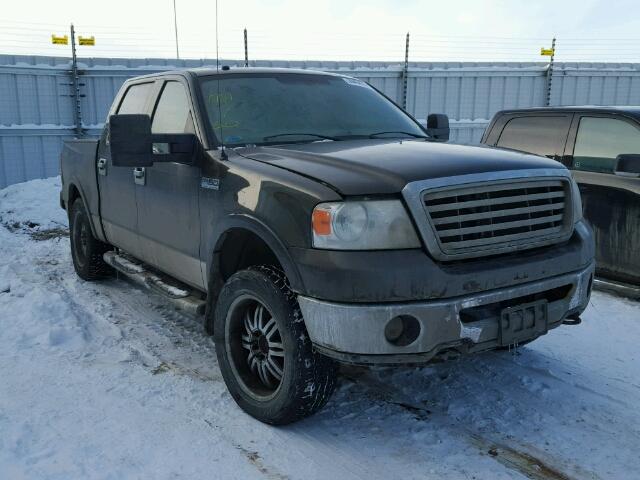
60, 68, 594, 367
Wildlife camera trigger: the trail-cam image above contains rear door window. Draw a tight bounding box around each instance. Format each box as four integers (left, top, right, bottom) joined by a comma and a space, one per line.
573, 117, 640, 173
117, 82, 153, 114
496, 116, 570, 158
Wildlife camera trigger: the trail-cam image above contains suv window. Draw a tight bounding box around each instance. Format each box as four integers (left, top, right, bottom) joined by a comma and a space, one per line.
117, 82, 153, 114
152, 81, 191, 134
497, 116, 569, 158
573, 117, 640, 173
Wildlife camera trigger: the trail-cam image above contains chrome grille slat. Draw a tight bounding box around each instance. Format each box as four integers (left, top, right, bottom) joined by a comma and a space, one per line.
442, 226, 565, 249
431, 202, 565, 225
421, 178, 571, 258
426, 190, 565, 213
437, 214, 564, 237
424, 179, 564, 201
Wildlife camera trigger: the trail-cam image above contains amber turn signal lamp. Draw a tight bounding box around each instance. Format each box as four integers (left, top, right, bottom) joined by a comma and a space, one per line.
312, 208, 332, 235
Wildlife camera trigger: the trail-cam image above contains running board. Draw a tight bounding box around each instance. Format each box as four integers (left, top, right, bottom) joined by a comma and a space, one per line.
593, 278, 640, 301
103, 251, 206, 315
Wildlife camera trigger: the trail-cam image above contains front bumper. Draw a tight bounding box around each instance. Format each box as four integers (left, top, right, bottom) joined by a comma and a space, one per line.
298, 261, 594, 365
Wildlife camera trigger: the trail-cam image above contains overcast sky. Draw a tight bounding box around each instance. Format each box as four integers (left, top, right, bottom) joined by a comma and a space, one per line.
3, 0, 640, 62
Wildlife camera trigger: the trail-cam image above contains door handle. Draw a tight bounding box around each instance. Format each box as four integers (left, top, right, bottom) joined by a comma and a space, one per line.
133, 167, 146, 185
97, 158, 107, 176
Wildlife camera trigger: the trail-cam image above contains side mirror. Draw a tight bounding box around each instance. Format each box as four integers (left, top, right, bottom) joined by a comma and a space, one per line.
615, 154, 640, 177
110, 114, 153, 167
110, 114, 198, 167
426, 113, 450, 142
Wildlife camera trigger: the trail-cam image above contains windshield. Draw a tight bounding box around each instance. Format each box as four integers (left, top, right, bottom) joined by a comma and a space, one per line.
200, 73, 426, 146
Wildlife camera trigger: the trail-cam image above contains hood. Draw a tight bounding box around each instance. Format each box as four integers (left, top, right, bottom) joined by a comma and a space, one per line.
237, 139, 565, 196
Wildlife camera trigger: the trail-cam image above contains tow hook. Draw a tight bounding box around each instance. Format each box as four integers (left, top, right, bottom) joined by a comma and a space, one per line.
563, 314, 582, 326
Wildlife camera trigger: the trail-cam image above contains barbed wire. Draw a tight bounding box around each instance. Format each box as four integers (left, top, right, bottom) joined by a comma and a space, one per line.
1, 20, 640, 63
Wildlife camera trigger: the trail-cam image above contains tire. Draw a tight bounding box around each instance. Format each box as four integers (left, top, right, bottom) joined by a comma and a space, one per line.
214, 265, 338, 425
69, 198, 113, 281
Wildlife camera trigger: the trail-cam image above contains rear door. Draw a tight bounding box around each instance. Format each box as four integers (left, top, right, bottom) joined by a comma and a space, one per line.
565, 114, 640, 284
98, 81, 154, 257
135, 77, 205, 290
492, 114, 573, 163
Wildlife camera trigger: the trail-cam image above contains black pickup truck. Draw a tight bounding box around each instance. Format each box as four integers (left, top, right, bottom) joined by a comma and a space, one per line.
60, 67, 594, 424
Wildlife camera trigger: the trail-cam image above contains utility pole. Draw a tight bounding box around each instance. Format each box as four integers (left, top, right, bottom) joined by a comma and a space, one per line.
545, 37, 556, 106
69, 24, 83, 136
52, 25, 94, 137
173, 0, 180, 59
244, 28, 249, 67
402, 32, 410, 110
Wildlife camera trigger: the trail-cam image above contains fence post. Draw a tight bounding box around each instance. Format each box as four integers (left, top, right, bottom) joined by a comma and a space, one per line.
69, 24, 83, 137
545, 37, 556, 106
402, 32, 410, 110
244, 28, 249, 67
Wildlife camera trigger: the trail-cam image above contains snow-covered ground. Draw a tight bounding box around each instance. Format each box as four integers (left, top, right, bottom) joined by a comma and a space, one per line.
1, 177, 639, 480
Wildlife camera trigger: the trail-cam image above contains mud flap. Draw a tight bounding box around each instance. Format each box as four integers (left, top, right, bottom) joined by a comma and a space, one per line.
499, 300, 548, 347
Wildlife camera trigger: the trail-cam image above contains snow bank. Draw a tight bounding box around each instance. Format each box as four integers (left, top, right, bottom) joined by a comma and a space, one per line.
0, 176, 68, 233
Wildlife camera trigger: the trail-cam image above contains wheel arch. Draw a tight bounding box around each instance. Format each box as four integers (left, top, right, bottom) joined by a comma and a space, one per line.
207, 214, 306, 291
205, 214, 306, 332
66, 181, 100, 239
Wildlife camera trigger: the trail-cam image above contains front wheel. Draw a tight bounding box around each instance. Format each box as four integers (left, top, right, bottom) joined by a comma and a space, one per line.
214, 266, 338, 425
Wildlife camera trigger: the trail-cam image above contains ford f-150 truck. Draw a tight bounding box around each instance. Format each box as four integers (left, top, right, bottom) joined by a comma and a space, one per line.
60, 67, 595, 425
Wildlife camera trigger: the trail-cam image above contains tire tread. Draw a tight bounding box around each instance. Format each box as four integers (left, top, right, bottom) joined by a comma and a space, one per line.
215, 265, 338, 425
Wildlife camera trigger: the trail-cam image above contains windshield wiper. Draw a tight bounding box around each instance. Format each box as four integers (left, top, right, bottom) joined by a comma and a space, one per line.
263, 133, 338, 142
368, 131, 428, 139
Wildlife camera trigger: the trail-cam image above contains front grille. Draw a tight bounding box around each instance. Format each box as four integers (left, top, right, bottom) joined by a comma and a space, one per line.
422, 179, 571, 258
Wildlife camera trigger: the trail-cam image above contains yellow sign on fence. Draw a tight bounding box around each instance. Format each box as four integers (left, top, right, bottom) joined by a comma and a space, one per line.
51, 34, 68, 45
540, 48, 555, 56
78, 36, 95, 46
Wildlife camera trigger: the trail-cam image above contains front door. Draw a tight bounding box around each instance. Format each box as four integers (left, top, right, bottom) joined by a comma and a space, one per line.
98, 81, 155, 258
566, 114, 640, 284
135, 79, 204, 290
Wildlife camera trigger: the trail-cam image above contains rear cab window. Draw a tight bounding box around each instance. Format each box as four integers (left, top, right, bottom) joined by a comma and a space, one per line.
495, 115, 571, 159
117, 82, 154, 114
572, 116, 640, 173
104, 82, 154, 147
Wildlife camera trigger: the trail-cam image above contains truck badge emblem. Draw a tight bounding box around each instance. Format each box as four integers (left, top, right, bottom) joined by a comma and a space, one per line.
201, 177, 220, 190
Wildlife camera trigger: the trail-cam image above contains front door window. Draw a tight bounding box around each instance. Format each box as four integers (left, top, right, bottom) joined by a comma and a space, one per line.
573, 117, 640, 173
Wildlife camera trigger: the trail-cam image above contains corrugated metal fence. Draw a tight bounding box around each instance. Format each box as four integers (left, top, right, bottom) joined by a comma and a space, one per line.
2, 54, 640, 187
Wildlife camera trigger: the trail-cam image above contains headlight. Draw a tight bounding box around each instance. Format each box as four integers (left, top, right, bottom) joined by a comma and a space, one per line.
312, 200, 421, 250
570, 177, 583, 223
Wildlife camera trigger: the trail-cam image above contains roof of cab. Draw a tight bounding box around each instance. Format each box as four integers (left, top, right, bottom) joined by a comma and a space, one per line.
497, 105, 640, 118
127, 66, 345, 81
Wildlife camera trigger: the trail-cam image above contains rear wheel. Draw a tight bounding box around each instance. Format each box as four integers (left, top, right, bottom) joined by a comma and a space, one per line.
214, 266, 338, 425
69, 199, 112, 281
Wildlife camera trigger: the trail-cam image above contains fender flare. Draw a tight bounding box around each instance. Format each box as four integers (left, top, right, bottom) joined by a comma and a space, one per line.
207, 213, 305, 294
204, 214, 306, 334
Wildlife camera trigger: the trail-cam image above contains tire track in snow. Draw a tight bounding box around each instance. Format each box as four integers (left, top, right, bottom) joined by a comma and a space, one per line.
339, 366, 600, 480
